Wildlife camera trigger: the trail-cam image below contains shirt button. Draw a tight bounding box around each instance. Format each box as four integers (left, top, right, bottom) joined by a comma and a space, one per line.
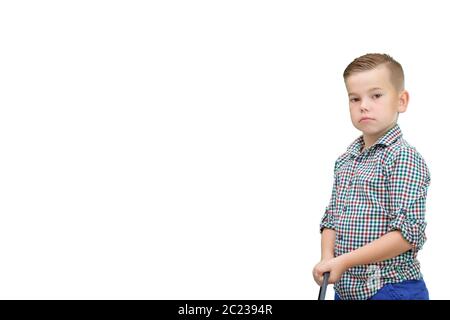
349, 180, 353, 186
342, 206, 347, 212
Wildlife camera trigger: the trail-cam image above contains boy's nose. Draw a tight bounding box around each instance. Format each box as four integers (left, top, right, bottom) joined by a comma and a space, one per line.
359, 100, 370, 111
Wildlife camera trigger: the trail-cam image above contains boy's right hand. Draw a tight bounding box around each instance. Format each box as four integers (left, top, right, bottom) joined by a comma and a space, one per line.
313, 256, 348, 285
312, 259, 332, 286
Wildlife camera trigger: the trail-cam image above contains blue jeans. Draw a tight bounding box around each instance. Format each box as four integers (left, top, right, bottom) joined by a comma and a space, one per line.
334, 279, 429, 300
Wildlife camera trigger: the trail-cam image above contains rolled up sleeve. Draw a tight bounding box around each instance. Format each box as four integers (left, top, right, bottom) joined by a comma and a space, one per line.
386, 147, 431, 251
320, 205, 336, 233
320, 162, 339, 233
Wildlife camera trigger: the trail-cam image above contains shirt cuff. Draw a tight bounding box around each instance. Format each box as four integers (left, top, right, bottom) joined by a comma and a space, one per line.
387, 208, 427, 250
320, 209, 335, 233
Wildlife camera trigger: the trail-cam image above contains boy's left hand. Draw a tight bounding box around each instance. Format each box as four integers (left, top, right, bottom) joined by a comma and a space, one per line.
312, 256, 349, 285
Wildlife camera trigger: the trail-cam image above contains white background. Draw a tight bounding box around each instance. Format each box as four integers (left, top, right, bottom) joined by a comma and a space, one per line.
0, 0, 448, 299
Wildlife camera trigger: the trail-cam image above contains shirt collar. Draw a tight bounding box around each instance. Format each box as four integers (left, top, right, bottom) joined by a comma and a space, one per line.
347, 123, 403, 156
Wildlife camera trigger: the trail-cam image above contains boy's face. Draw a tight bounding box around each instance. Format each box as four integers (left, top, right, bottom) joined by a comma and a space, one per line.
345, 65, 409, 142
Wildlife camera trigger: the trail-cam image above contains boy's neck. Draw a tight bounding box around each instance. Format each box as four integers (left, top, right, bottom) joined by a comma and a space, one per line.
361, 123, 397, 152
361, 137, 376, 152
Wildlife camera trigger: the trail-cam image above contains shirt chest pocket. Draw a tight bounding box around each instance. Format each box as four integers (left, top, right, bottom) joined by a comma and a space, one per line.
353, 168, 386, 194
353, 167, 388, 205
335, 164, 387, 200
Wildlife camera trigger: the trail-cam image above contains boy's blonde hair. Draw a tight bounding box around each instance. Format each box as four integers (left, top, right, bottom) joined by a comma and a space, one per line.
343, 53, 405, 93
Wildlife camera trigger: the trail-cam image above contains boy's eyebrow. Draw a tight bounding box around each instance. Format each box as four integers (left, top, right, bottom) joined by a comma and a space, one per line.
348, 87, 383, 96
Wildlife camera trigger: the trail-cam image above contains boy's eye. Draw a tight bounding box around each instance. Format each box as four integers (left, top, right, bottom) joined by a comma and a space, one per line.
373, 94, 382, 99
350, 98, 359, 102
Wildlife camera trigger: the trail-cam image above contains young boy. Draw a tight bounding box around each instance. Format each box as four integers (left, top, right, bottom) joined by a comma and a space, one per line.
312, 53, 431, 300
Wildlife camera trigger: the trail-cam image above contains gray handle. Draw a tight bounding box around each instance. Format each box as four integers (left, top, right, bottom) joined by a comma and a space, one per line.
318, 272, 330, 300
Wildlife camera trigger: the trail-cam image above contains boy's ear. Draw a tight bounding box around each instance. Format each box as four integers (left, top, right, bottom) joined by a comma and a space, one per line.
398, 90, 409, 113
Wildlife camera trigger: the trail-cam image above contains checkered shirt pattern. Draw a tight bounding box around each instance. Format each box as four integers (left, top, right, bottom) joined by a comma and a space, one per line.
320, 124, 431, 300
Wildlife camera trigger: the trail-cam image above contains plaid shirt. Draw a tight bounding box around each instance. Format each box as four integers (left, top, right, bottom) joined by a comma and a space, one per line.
320, 124, 431, 300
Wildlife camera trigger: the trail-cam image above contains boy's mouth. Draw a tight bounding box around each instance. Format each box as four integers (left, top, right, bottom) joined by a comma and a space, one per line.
360, 117, 375, 122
